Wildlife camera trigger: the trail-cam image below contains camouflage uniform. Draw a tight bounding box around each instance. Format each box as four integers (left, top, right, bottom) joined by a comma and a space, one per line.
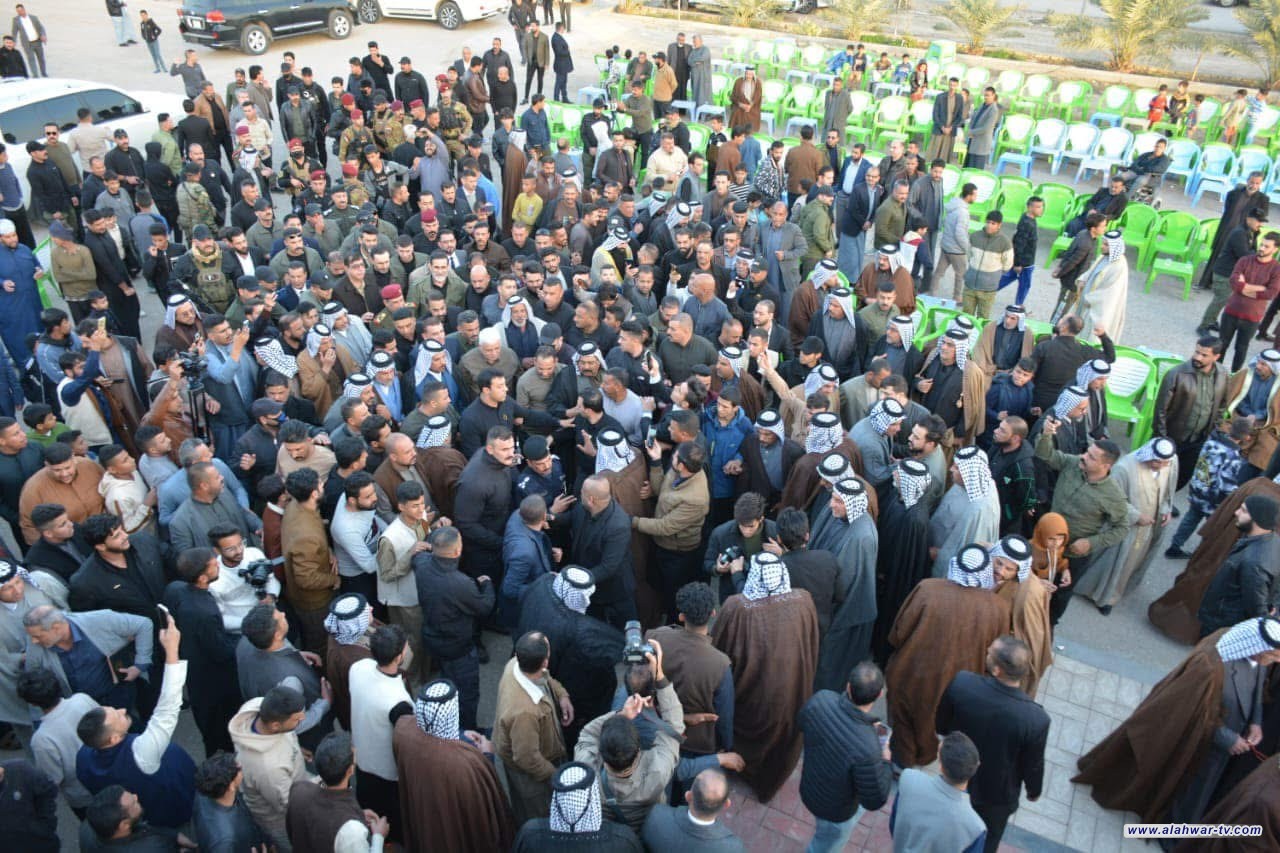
437, 98, 472, 163
339, 123, 377, 169
342, 177, 371, 209
371, 107, 406, 153
176, 179, 217, 234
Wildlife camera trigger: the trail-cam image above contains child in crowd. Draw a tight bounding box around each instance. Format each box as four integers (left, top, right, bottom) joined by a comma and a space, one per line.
1165, 417, 1254, 558
1146, 84, 1169, 129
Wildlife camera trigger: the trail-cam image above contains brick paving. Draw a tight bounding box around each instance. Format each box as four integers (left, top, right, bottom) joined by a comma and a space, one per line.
715, 653, 1162, 852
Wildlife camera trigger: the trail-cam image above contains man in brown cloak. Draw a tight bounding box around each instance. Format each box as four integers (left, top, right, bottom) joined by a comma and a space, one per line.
712, 552, 819, 802
393, 678, 515, 853
414, 414, 467, 520
323, 593, 376, 732
595, 440, 661, 628
855, 245, 916, 316
778, 414, 868, 514
990, 535, 1054, 698
1180, 755, 1280, 852
1074, 616, 1280, 823
1149, 477, 1280, 644
502, 130, 529, 234
885, 544, 1013, 768
728, 69, 762, 133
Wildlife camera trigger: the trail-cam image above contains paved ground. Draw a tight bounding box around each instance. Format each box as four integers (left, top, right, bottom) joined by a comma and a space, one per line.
22, 3, 1252, 850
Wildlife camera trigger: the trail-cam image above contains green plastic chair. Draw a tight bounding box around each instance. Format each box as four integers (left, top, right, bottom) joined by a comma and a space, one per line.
724, 36, 751, 64
1116, 204, 1159, 250
1033, 182, 1076, 233
761, 79, 789, 120
1105, 346, 1156, 440
1090, 85, 1133, 124
781, 83, 820, 126
799, 44, 826, 72
996, 176, 1033, 222
963, 66, 990, 92
1014, 74, 1054, 117
1126, 87, 1159, 124
1191, 219, 1219, 268
1138, 210, 1199, 272
993, 113, 1035, 160
750, 41, 777, 77
544, 102, 567, 138
1047, 80, 1092, 122
686, 123, 710, 153
711, 73, 731, 108
905, 98, 935, 144
1247, 106, 1280, 153
994, 69, 1024, 100
962, 168, 999, 224
942, 163, 962, 199
1145, 257, 1196, 300
1046, 194, 1092, 263
942, 61, 967, 83
871, 96, 911, 147
774, 40, 799, 70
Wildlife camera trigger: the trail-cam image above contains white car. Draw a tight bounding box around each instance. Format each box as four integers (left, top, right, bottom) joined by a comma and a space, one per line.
0, 78, 186, 202
355, 0, 511, 31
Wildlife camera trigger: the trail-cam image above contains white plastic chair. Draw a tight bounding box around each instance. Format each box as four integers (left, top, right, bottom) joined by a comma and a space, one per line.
1074, 126, 1132, 183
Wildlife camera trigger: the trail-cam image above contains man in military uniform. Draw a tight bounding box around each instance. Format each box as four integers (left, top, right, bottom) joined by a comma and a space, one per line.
436, 87, 472, 163
372, 283, 417, 332
340, 162, 372, 209
176, 161, 218, 236
294, 169, 332, 215
277, 138, 322, 202
173, 223, 236, 313
339, 109, 377, 169
371, 97, 406, 154
361, 147, 409, 205
327, 186, 359, 237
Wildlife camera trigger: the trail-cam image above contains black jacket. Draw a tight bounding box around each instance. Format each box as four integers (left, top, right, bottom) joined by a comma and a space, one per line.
781, 548, 840, 635
1010, 212, 1038, 268
453, 448, 516, 575
568, 499, 634, 607
735, 432, 803, 510
809, 308, 871, 381
457, 397, 558, 460
1197, 532, 1280, 634
797, 690, 893, 822
989, 439, 1037, 534
23, 533, 91, 582
936, 671, 1049, 809
702, 517, 779, 604
26, 159, 74, 214
841, 182, 884, 238
412, 552, 495, 659
68, 534, 170, 621
176, 114, 216, 157
0, 444, 42, 528
515, 573, 624, 724
1028, 332, 1115, 413
512, 818, 641, 853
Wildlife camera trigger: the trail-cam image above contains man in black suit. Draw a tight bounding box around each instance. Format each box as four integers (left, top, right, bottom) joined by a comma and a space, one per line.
935, 635, 1050, 853
641, 768, 744, 852
568, 474, 636, 629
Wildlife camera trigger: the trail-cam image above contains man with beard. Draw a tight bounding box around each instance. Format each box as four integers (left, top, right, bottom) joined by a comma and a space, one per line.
1153, 336, 1230, 491
809, 477, 878, 692
81, 210, 140, 339
990, 415, 1037, 536
777, 411, 865, 514
1027, 315, 1116, 416
735, 409, 803, 511
930, 446, 1001, 578
886, 544, 1013, 768
809, 286, 869, 382
1075, 616, 1280, 824
712, 552, 818, 802
848, 398, 904, 500
516, 565, 623, 745
568, 468, 636, 629
393, 679, 515, 852
988, 536, 1055, 698
914, 329, 968, 437
1199, 170, 1270, 291
855, 245, 916, 316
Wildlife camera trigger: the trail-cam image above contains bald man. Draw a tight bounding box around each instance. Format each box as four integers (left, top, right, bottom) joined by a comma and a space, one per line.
641, 767, 743, 849
570, 475, 637, 628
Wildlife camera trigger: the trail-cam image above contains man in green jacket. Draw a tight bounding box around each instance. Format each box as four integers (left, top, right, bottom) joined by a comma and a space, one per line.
1034, 424, 1131, 626
798, 186, 836, 277
150, 114, 182, 174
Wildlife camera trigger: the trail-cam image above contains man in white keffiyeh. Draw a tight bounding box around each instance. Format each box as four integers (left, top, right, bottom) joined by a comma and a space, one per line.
931, 446, 1001, 578
594, 429, 634, 474
809, 257, 839, 290
802, 363, 840, 398
324, 593, 372, 645
1053, 384, 1090, 422
414, 678, 460, 740
547, 762, 604, 835
806, 411, 844, 455
552, 566, 595, 614
989, 534, 1034, 583
416, 414, 452, 448
1079, 228, 1128, 344
305, 323, 331, 357
741, 552, 792, 600
946, 543, 995, 589
256, 336, 299, 379
323, 301, 373, 367
895, 458, 931, 509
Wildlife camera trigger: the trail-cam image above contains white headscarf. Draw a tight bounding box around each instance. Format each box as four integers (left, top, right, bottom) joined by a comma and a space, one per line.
414, 679, 461, 740
665, 201, 692, 229
803, 364, 839, 398
869, 398, 904, 435
306, 323, 331, 358
1003, 304, 1027, 331
1075, 358, 1111, 388
989, 535, 1033, 582
890, 315, 915, 350
257, 337, 299, 379
954, 446, 995, 501
1216, 616, 1280, 662
922, 316, 976, 372
897, 459, 931, 509
416, 414, 452, 448
806, 412, 843, 455
323, 594, 370, 645
878, 244, 903, 274
833, 477, 869, 522
163, 294, 191, 330
501, 295, 546, 334
1133, 436, 1177, 464
810, 258, 838, 289
1053, 384, 1089, 421
553, 566, 595, 614
741, 552, 792, 601
549, 762, 603, 834
1103, 229, 1125, 263
755, 409, 786, 442
946, 543, 995, 589
595, 429, 635, 473
719, 346, 745, 378
826, 287, 858, 329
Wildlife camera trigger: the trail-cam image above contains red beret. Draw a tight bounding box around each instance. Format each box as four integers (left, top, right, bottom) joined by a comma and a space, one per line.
341, 93, 355, 106
409, 99, 424, 109
380, 284, 402, 300
341, 162, 358, 176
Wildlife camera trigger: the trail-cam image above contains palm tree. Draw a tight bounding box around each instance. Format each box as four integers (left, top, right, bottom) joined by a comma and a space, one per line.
830, 0, 890, 40
1051, 0, 1207, 73
937, 0, 1022, 55
1226, 0, 1280, 88
719, 0, 777, 29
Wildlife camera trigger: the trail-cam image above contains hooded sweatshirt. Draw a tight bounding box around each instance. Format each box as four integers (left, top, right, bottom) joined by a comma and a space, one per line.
228, 697, 312, 848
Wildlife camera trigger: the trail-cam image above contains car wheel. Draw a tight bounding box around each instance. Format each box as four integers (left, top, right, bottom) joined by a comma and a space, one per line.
357, 0, 383, 22
437, 0, 463, 29
328, 8, 354, 37
240, 23, 271, 55
798, 0, 816, 10
1216, 0, 1236, 5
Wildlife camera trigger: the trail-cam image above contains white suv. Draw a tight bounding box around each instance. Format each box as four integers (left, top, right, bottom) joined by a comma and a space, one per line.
355, 0, 511, 31
0, 78, 186, 201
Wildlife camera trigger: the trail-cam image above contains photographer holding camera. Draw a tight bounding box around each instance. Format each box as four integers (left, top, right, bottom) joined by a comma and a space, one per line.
207, 523, 281, 632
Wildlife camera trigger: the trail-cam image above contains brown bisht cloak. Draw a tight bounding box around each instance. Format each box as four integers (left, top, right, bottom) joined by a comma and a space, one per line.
1148, 478, 1280, 644
996, 577, 1054, 698
392, 716, 515, 853
871, 494, 931, 666
1073, 630, 1229, 822
325, 632, 373, 732
1177, 756, 1280, 852
728, 77, 763, 133
502, 142, 528, 234
967, 321, 1035, 441
778, 438, 866, 514
712, 588, 819, 802
599, 452, 661, 629
854, 264, 916, 316
885, 579, 1012, 767
418, 445, 468, 520
711, 371, 766, 422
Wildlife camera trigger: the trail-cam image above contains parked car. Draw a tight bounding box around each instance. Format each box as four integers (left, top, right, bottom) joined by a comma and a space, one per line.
177, 0, 358, 55
354, 0, 511, 31
0, 78, 186, 201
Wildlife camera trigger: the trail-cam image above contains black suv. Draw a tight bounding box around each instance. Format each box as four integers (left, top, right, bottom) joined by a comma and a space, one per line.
178, 0, 359, 55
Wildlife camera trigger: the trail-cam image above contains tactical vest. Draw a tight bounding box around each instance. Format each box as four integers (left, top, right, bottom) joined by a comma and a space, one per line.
191, 255, 234, 313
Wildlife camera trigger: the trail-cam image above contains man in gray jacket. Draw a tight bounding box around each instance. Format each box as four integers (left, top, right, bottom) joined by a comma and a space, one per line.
22, 605, 154, 707
930, 183, 976, 299
641, 768, 745, 852
759, 200, 807, 320
964, 88, 1002, 170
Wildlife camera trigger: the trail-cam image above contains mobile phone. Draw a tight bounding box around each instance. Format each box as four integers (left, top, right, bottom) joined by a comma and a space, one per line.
156, 603, 171, 627
97, 316, 107, 334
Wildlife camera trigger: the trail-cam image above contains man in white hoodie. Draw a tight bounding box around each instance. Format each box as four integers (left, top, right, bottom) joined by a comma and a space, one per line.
228, 685, 314, 852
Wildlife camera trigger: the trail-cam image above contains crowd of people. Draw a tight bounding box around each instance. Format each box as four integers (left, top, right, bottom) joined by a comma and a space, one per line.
0, 15, 1277, 853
